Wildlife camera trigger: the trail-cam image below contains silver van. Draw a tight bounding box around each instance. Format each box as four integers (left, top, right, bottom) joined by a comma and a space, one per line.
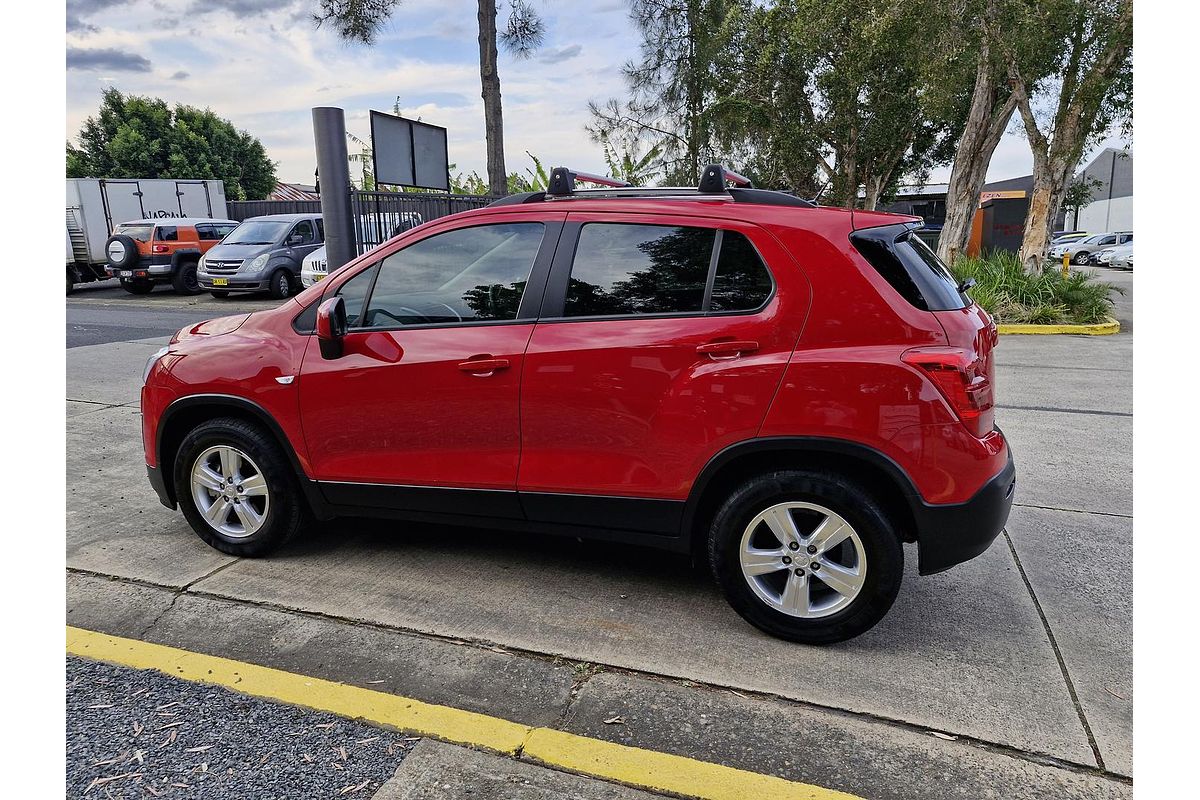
198, 213, 324, 298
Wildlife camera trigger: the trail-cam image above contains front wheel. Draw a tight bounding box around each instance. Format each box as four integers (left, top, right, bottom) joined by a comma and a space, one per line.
1071, 251, 1090, 265
708, 470, 903, 644
267, 269, 294, 300
173, 417, 305, 557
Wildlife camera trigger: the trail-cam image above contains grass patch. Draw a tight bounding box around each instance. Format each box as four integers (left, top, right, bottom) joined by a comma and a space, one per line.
950, 251, 1122, 325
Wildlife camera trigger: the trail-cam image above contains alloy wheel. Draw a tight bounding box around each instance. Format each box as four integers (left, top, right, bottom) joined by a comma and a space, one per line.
190, 445, 270, 538
739, 501, 867, 618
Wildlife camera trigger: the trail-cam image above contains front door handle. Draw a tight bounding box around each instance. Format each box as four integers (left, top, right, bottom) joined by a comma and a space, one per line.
457, 356, 510, 376
696, 340, 759, 360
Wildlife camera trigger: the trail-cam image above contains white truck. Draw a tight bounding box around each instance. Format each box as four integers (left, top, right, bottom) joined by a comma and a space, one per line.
66, 178, 229, 293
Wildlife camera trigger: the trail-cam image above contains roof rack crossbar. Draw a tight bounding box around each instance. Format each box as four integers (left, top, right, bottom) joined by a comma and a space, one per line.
698, 164, 753, 193
547, 167, 631, 196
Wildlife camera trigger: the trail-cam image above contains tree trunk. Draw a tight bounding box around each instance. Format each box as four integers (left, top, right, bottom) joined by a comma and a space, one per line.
937, 37, 1017, 265
1019, 154, 1072, 269
477, 0, 507, 196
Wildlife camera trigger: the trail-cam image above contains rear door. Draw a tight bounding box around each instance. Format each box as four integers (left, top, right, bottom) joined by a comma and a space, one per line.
517, 212, 810, 527
102, 180, 144, 228
176, 181, 212, 217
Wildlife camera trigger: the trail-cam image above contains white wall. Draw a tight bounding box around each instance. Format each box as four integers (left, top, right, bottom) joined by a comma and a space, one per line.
1076, 196, 1133, 232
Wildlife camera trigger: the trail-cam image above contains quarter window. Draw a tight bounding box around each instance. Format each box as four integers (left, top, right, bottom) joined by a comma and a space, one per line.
360, 223, 544, 327
709, 231, 773, 312
565, 224, 715, 317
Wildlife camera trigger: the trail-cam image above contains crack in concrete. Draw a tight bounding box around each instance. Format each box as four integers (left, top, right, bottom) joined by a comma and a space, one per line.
133, 559, 242, 638
1013, 502, 1133, 520
65, 566, 1130, 784
1002, 530, 1107, 772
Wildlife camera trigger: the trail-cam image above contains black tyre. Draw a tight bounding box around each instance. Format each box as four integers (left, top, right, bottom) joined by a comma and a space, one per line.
210, 290, 231, 299
267, 268, 294, 300
708, 470, 903, 645
172, 260, 202, 295
66, 268, 75, 296
173, 417, 306, 557
105, 233, 139, 271
121, 278, 154, 295
1071, 251, 1090, 265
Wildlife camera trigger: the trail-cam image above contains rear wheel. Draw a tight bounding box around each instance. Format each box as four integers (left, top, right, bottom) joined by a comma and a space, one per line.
173, 417, 305, 557
1072, 251, 1090, 265
66, 268, 75, 296
172, 260, 202, 295
268, 269, 294, 300
708, 470, 903, 644
121, 278, 154, 295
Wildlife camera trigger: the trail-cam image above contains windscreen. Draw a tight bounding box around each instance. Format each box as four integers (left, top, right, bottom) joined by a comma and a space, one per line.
224, 220, 288, 245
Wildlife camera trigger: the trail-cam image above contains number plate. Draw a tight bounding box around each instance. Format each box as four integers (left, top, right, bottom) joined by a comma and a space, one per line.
119, 270, 132, 278
212, 278, 229, 286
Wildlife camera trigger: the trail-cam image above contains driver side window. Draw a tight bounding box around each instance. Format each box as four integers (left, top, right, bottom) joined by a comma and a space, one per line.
359, 223, 544, 328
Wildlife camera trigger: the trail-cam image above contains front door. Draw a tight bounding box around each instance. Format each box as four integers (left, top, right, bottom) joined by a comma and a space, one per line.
517, 212, 810, 525
298, 213, 562, 514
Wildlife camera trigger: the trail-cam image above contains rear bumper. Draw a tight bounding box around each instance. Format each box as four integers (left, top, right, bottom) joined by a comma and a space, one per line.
911, 449, 1016, 575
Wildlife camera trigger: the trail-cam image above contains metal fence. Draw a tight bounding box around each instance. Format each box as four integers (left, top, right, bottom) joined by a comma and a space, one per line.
227, 190, 500, 255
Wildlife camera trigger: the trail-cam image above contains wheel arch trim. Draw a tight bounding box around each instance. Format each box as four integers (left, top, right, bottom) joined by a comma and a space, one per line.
155, 393, 326, 515
681, 436, 922, 546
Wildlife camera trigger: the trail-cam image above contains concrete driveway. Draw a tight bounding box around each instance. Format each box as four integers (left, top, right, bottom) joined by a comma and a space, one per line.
65, 289, 1132, 798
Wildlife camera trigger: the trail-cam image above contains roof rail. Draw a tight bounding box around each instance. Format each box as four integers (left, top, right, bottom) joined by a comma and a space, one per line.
484, 165, 816, 210
547, 167, 631, 196
698, 164, 753, 193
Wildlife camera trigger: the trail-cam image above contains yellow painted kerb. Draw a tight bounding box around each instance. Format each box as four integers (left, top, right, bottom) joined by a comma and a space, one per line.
997, 316, 1120, 335
67, 626, 862, 800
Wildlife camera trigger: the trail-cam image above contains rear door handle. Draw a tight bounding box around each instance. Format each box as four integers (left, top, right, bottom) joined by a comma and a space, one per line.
696, 340, 759, 360
457, 357, 510, 375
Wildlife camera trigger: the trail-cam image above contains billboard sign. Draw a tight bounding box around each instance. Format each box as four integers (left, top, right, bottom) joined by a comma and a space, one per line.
370, 110, 450, 191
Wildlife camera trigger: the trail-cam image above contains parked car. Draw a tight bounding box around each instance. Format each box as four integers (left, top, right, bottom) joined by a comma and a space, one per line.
198, 214, 325, 299
140, 166, 1015, 645
1050, 231, 1090, 246
1112, 246, 1133, 270
105, 218, 239, 295
67, 178, 230, 292
301, 214, 426, 288
1049, 231, 1132, 264
1095, 242, 1133, 266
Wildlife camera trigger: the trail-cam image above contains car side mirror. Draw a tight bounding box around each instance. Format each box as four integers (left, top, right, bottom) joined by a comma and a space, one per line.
288, 234, 304, 246
316, 296, 347, 359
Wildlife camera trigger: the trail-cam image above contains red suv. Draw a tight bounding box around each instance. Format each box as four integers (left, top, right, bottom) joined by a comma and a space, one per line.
141, 167, 1014, 643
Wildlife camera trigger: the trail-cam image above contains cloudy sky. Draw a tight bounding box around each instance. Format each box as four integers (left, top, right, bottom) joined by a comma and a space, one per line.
66, 0, 1129, 188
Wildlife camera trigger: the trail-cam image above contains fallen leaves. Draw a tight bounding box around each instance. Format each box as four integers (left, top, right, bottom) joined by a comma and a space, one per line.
603, 715, 626, 725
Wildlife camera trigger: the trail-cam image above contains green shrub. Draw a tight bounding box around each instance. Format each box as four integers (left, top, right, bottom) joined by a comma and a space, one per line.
949, 251, 1121, 325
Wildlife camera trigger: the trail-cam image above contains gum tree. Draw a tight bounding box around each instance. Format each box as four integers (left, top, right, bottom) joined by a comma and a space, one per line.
1006, 0, 1132, 268
314, 0, 545, 196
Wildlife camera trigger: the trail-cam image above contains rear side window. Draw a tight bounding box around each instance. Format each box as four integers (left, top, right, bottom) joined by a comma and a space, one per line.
562, 224, 773, 318
850, 226, 967, 311
155, 226, 179, 241
565, 224, 715, 317
117, 224, 153, 243
195, 224, 221, 240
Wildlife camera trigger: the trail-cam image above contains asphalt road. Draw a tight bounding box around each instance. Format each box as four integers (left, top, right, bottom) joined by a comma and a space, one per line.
67, 657, 415, 798
66, 280, 281, 348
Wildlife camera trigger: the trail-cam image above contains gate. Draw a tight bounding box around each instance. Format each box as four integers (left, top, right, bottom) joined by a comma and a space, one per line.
226, 190, 499, 255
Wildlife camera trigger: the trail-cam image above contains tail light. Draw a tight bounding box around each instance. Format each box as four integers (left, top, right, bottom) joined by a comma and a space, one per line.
152, 244, 169, 253
902, 347, 994, 437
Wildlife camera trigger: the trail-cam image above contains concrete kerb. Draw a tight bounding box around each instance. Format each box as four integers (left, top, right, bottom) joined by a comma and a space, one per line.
66, 626, 862, 800
997, 317, 1121, 336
